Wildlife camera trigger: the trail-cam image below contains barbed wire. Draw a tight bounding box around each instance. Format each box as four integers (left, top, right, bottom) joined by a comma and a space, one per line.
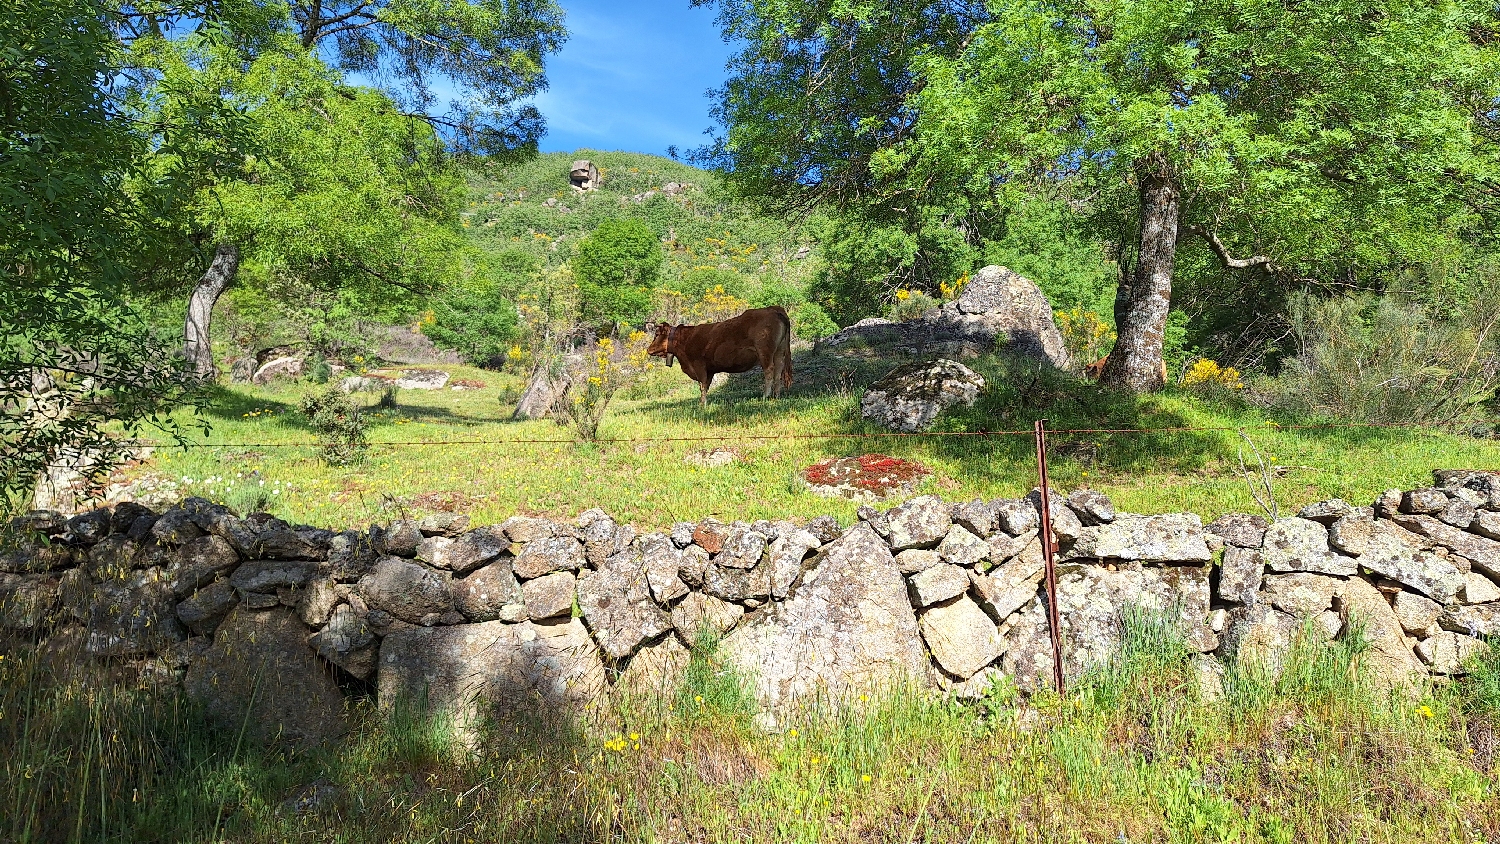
134, 421, 1460, 450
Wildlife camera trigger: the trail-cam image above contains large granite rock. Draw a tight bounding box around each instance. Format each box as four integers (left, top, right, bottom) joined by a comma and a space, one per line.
86, 579, 185, 656
860, 359, 984, 433
1217, 546, 1265, 605
185, 607, 348, 748
521, 571, 575, 620
721, 525, 932, 711
670, 592, 744, 643
767, 529, 821, 600
1340, 577, 1426, 689
577, 550, 672, 660
1218, 603, 1303, 675
908, 564, 971, 607
1259, 573, 1343, 618
1386, 513, 1500, 580
416, 529, 508, 575
1348, 522, 1464, 603
377, 619, 606, 729
617, 634, 691, 697
0, 573, 60, 629
970, 538, 1045, 620
1063, 514, 1212, 563
1206, 513, 1269, 548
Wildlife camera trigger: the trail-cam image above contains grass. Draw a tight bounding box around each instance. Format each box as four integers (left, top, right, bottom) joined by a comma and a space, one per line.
5, 611, 1499, 842
122, 346, 1500, 531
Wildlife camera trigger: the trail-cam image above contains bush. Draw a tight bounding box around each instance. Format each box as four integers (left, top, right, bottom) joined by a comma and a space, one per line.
423, 283, 522, 368
1269, 291, 1500, 425
572, 219, 663, 328
1055, 306, 1115, 369
887, 288, 938, 322
791, 301, 838, 340
300, 386, 368, 465
565, 333, 650, 442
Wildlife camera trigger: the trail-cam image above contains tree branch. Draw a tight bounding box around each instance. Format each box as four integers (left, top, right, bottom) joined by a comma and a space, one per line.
1186, 224, 1276, 270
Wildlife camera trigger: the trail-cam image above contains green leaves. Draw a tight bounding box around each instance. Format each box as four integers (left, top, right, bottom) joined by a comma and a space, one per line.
571, 219, 665, 328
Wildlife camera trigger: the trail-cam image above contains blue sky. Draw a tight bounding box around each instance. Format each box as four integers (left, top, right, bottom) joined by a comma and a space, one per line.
533, 0, 736, 157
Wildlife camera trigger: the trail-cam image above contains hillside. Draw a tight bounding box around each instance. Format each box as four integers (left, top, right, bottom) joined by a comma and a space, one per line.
460, 151, 827, 326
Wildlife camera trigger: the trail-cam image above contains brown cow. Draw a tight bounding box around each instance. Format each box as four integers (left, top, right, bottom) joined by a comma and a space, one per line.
647, 306, 793, 407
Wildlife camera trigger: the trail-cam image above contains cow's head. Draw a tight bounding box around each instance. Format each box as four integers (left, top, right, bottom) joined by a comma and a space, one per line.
646, 322, 679, 366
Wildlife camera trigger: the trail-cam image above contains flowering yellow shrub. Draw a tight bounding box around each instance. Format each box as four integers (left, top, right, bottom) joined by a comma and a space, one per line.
939, 273, 970, 301
567, 332, 653, 441
1181, 358, 1245, 390
1055, 307, 1115, 368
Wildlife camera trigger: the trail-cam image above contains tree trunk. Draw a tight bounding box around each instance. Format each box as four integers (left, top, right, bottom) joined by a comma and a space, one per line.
183, 243, 240, 380
1101, 160, 1180, 392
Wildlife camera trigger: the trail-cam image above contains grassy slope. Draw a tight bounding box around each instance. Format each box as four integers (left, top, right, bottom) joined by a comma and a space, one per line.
462, 150, 816, 290
137, 343, 1498, 531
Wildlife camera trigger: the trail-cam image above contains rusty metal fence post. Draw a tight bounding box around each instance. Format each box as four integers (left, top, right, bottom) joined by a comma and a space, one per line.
1033, 419, 1065, 693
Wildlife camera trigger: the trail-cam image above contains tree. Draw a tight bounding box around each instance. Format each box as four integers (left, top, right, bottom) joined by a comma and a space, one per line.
1, 0, 199, 508
897, 0, 1500, 389
571, 219, 664, 328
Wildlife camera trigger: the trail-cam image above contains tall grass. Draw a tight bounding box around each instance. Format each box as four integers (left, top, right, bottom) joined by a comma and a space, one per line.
4, 607, 1498, 842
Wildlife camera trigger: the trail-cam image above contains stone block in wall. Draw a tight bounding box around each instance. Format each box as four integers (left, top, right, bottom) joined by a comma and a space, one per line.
63, 508, 111, 545
1065, 490, 1116, 526
418, 512, 469, 537
677, 545, 709, 589
578, 549, 673, 660
327, 529, 381, 582
1348, 522, 1465, 603
298, 577, 340, 627
937, 524, 988, 567
1028, 488, 1083, 543
454, 560, 526, 622
1297, 499, 1355, 524
1340, 577, 1426, 689
671, 593, 743, 643
512, 536, 585, 580
885, 495, 952, 551
86, 536, 140, 579
357, 557, 452, 624
639, 534, 689, 604
1217, 547, 1265, 605
767, 529, 820, 600
1217, 603, 1303, 676
896, 549, 941, 575
376, 618, 606, 733
952, 499, 999, 538
379, 520, 424, 556
716, 527, 768, 570
1464, 572, 1500, 604
983, 530, 1038, 572
230, 559, 317, 594
186, 606, 347, 748
1439, 498, 1478, 529
1261, 518, 1358, 576
1392, 590, 1443, 637
176, 580, 238, 635
692, 519, 731, 553
0, 573, 60, 629
1386, 512, 1500, 580
417, 529, 507, 575
992, 498, 1040, 537
254, 529, 325, 561
86, 579, 184, 656
970, 543, 1044, 622
1206, 513, 1268, 549
919, 595, 1002, 679
721, 525, 932, 713
1063, 514, 1212, 563
1402, 488, 1450, 515
1440, 602, 1500, 637
1474, 511, 1500, 541
1415, 632, 1487, 675
1260, 573, 1342, 618
501, 516, 555, 543
309, 604, 377, 679
806, 515, 842, 544
702, 560, 774, 604
908, 564, 970, 608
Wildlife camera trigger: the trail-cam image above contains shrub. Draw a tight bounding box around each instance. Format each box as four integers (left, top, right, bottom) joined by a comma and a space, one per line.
565, 333, 650, 441
1180, 358, 1245, 396
1055, 306, 1115, 368
572, 219, 663, 328
887, 288, 939, 322
422, 282, 522, 368
791, 301, 838, 340
1269, 291, 1500, 425
300, 386, 368, 465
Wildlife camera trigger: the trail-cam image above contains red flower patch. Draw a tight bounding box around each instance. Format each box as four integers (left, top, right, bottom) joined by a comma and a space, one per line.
802, 454, 931, 497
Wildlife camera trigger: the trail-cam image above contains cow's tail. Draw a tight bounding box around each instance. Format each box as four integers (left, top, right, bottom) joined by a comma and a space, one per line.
776, 306, 793, 387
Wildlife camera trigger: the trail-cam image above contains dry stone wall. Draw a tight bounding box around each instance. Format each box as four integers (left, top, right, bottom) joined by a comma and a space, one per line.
4, 470, 1500, 746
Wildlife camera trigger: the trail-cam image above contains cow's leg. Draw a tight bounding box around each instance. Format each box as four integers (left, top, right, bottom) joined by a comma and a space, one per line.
762, 366, 774, 399
699, 378, 710, 408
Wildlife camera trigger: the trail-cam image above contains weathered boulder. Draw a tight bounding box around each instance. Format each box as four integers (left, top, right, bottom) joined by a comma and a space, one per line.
358, 557, 451, 624
377, 618, 606, 730
1260, 518, 1358, 575
1440, 602, 1500, 637
309, 604, 378, 679
860, 359, 984, 433
908, 564, 970, 608
379, 520, 423, 556
1065, 490, 1116, 526
1473, 511, 1500, 541
952, 499, 998, 538
677, 545, 710, 589
570, 159, 600, 190
64, 508, 112, 544
885, 495, 952, 551
721, 525, 932, 711
151, 509, 204, 545
391, 369, 449, 390
251, 356, 303, 385
944, 266, 1072, 367
635, 534, 688, 604
896, 549, 942, 575
670, 592, 744, 643
578, 550, 672, 660
521, 570, 574, 621
920, 596, 1003, 679
1002, 563, 1214, 691
1206, 513, 1269, 549
1064, 514, 1212, 563
178, 534, 239, 572
702, 560, 775, 604
993, 498, 1041, 536
512, 536, 585, 580
984, 530, 1037, 569
766, 529, 820, 600
186, 607, 347, 747
716, 527, 768, 570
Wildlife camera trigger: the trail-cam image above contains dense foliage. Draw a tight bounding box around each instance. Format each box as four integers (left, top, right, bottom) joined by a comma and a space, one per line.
572, 219, 664, 328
